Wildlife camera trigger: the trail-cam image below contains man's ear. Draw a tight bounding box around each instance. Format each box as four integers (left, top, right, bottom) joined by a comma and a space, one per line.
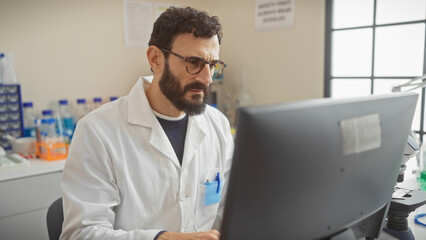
147, 46, 163, 73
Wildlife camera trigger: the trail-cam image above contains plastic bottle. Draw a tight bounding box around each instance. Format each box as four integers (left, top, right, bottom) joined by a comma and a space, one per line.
234, 66, 254, 127
41, 110, 53, 123
234, 66, 254, 109
58, 100, 74, 143
0, 53, 4, 83
40, 110, 53, 135
74, 98, 89, 125
43, 119, 52, 146
46, 117, 66, 158
35, 118, 42, 145
45, 118, 59, 144
39, 118, 48, 155
92, 97, 103, 110
418, 143, 426, 191
221, 92, 234, 124
37, 110, 54, 155
38, 110, 67, 158
0, 53, 19, 84
35, 110, 52, 146
22, 102, 37, 137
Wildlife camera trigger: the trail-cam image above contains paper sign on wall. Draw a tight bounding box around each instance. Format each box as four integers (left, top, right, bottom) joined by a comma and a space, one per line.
155, 3, 178, 20
123, 0, 153, 47
255, 0, 294, 31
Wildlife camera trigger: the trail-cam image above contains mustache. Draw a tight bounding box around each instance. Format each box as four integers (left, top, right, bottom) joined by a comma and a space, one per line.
183, 81, 208, 93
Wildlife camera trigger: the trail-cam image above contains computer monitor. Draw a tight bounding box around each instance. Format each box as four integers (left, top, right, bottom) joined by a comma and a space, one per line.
221, 92, 418, 240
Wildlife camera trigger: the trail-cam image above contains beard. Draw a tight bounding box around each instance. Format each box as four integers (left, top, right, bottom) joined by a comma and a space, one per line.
159, 61, 210, 115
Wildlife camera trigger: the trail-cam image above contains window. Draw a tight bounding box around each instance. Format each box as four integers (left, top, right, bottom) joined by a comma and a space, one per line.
325, 0, 426, 140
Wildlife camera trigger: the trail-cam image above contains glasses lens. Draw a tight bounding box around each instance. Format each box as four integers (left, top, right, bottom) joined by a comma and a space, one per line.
211, 61, 225, 77
185, 57, 205, 74
185, 57, 226, 77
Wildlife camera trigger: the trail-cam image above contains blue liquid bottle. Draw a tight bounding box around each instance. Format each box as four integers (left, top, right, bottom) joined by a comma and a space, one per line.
22, 102, 37, 137
58, 100, 75, 143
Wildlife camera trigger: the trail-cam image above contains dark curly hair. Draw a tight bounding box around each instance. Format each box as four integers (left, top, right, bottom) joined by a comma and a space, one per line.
148, 7, 223, 56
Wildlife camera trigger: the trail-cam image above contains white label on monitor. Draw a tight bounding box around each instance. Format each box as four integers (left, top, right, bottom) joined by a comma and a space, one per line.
340, 113, 382, 155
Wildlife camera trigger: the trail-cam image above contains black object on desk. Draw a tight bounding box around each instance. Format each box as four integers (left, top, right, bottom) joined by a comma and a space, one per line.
383, 189, 426, 240
221, 93, 418, 240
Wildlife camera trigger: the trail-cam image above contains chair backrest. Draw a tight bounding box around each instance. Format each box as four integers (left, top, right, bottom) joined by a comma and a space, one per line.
46, 197, 64, 240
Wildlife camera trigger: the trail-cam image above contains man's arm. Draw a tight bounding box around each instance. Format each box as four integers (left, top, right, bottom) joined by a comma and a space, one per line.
157, 230, 220, 240
60, 118, 163, 240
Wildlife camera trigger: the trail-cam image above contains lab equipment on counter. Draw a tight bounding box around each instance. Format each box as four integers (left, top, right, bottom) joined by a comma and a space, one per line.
73, 98, 89, 127
385, 187, 426, 239
92, 97, 103, 110
0, 54, 2, 83
221, 92, 234, 126
419, 143, 426, 191
234, 66, 254, 109
0, 53, 19, 84
35, 110, 68, 161
58, 99, 74, 143
233, 66, 254, 127
0, 151, 31, 171
0, 84, 23, 150
40, 109, 53, 118
0, 144, 31, 171
38, 109, 54, 139
393, 74, 426, 188
22, 101, 37, 137
6, 135, 36, 155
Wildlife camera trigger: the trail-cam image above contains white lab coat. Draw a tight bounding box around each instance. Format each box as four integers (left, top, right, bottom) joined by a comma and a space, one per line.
60, 77, 234, 240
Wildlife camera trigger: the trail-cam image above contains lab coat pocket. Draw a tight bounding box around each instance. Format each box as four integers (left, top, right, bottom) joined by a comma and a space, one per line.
194, 178, 225, 231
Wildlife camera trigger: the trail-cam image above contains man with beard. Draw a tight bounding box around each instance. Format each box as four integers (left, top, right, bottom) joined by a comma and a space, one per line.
60, 6, 234, 240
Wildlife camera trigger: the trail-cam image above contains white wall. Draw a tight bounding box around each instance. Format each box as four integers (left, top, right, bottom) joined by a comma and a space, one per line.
0, 0, 325, 114
198, 0, 325, 107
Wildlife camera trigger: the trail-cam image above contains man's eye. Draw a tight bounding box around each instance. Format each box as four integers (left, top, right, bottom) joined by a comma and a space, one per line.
187, 59, 203, 67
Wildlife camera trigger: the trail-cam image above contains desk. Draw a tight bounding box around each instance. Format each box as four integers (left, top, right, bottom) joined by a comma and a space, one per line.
1, 157, 425, 240
0, 158, 65, 240
378, 158, 426, 239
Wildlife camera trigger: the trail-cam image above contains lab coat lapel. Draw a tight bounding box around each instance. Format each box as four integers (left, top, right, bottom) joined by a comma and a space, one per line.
149, 127, 180, 167
127, 77, 180, 168
181, 115, 206, 170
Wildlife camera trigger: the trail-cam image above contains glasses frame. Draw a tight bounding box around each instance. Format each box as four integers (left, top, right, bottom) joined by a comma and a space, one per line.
160, 48, 227, 77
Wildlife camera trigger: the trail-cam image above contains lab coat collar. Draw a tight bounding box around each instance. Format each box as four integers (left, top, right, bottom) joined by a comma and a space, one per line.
127, 77, 157, 127
127, 77, 207, 169
181, 114, 206, 170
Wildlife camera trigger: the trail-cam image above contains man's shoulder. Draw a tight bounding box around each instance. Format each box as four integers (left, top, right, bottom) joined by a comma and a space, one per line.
198, 105, 232, 134
202, 105, 228, 122
82, 97, 128, 124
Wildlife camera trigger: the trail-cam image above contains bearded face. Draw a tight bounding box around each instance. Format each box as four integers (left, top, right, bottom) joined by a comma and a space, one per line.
159, 61, 210, 115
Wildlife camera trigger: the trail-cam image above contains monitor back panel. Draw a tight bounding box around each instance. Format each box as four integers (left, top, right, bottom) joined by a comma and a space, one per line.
221, 93, 417, 240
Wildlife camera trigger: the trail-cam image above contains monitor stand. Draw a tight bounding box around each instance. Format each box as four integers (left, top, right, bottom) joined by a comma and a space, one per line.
383, 189, 426, 240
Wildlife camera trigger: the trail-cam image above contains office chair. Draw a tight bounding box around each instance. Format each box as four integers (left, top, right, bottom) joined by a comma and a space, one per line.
46, 197, 64, 240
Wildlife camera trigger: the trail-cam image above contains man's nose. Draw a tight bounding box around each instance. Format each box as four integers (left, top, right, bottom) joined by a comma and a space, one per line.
196, 64, 213, 85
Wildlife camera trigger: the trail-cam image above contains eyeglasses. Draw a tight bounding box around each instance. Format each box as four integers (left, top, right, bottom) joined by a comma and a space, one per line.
161, 48, 227, 78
